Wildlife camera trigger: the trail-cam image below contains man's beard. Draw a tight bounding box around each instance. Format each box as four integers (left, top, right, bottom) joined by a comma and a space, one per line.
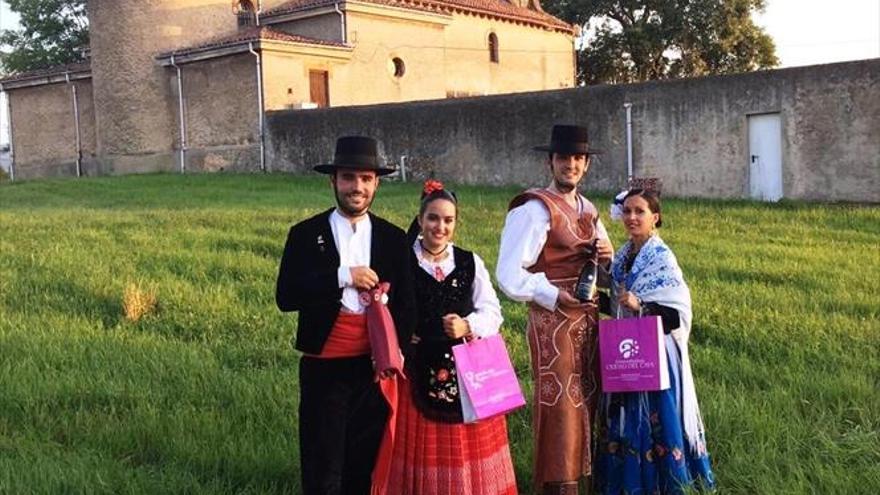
334, 186, 373, 217
553, 177, 577, 194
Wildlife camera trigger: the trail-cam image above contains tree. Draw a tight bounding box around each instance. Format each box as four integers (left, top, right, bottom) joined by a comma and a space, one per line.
0, 0, 89, 75
543, 0, 779, 85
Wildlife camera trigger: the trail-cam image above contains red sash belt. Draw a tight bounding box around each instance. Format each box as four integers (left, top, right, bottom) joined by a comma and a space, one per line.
307, 312, 371, 358
304, 310, 398, 495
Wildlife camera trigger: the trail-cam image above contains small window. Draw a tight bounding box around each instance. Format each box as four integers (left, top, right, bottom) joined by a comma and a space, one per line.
236, 0, 256, 27
391, 57, 405, 78
488, 33, 499, 63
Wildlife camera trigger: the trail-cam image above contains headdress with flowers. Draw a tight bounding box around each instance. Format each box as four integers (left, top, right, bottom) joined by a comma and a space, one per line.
420, 178, 457, 204
610, 189, 629, 221
422, 179, 445, 198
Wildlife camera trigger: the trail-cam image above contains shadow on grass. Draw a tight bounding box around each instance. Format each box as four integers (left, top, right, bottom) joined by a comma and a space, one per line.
7, 274, 122, 329
210, 237, 281, 262
704, 267, 820, 291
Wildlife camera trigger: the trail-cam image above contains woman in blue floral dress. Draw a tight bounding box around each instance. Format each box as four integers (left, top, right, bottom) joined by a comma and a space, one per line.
594, 189, 716, 494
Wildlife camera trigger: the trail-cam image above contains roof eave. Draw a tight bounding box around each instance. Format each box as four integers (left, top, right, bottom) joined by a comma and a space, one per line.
0, 69, 91, 90
444, 5, 573, 32
156, 39, 353, 66
262, 0, 570, 32
262, 5, 340, 23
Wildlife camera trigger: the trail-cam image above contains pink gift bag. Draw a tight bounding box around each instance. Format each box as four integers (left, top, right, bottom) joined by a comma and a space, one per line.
599, 315, 670, 393
452, 334, 526, 423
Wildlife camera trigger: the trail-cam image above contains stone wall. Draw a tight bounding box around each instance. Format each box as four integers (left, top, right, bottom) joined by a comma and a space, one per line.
267, 59, 880, 202
7, 80, 97, 179
175, 53, 262, 172
87, 0, 240, 173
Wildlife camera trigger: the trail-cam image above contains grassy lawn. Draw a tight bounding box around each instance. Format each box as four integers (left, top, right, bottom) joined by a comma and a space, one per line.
0, 173, 878, 494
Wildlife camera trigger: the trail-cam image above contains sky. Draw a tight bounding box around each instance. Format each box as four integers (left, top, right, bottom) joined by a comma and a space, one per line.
753, 0, 880, 68
0, 1, 879, 145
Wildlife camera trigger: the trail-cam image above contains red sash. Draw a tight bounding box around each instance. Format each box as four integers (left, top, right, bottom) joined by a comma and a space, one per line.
305, 310, 399, 495
309, 312, 371, 358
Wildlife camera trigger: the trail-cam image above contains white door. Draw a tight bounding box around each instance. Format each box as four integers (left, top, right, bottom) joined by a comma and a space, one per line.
748, 113, 783, 201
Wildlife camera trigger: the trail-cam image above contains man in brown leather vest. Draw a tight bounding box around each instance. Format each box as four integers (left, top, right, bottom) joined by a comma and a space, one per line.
496, 125, 614, 495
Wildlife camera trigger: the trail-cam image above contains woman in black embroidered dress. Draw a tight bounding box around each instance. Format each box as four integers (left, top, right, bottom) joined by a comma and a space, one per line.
386, 180, 517, 495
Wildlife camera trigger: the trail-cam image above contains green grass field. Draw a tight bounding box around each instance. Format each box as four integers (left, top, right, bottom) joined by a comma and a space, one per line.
1, 173, 878, 494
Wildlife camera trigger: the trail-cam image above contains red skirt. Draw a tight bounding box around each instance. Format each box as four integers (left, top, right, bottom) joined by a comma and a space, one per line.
387, 377, 518, 495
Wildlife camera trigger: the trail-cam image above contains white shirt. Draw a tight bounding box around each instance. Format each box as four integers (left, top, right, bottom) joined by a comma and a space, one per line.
496, 196, 609, 312
329, 209, 372, 313
413, 240, 503, 338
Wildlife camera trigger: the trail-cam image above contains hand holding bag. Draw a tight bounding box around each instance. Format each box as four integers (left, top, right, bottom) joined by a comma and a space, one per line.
360, 282, 405, 380
599, 314, 670, 392
452, 334, 526, 423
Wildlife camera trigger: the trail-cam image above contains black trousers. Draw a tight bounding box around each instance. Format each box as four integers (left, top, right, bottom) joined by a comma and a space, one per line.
299, 354, 389, 495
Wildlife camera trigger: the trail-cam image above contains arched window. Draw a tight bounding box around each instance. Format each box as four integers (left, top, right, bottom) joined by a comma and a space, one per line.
488, 33, 499, 63
392, 57, 406, 78
236, 0, 257, 28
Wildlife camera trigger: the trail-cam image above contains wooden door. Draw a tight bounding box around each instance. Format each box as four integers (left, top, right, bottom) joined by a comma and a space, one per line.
309, 70, 329, 108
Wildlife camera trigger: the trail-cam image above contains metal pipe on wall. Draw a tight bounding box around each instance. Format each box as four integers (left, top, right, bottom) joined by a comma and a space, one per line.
66, 72, 83, 177
170, 54, 187, 173
248, 42, 266, 172
334, 3, 347, 43
624, 102, 633, 181
0, 83, 13, 182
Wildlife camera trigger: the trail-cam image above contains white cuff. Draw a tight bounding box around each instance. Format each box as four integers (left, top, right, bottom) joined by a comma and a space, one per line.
337, 266, 352, 288
463, 315, 491, 339
533, 279, 559, 311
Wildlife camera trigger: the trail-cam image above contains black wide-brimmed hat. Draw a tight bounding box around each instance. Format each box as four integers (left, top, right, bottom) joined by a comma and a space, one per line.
533, 124, 603, 155
313, 136, 397, 176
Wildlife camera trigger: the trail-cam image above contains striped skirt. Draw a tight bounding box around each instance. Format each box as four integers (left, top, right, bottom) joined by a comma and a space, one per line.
386, 377, 518, 495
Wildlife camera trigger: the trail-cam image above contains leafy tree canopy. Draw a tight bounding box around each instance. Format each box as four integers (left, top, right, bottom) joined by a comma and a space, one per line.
0, 0, 88, 75
542, 0, 779, 84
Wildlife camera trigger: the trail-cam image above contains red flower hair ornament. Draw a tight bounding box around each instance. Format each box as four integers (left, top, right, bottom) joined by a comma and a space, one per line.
422, 179, 445, 197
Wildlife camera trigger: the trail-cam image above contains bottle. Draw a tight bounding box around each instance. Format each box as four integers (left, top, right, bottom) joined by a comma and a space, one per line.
575, 238, 599, 302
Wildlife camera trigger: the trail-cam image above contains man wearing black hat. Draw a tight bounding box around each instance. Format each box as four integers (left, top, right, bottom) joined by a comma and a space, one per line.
276, 136, 416, 494
496, 125, 613, 494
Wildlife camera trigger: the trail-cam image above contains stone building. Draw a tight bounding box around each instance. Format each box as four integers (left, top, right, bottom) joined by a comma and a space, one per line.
0, 0, 575, 179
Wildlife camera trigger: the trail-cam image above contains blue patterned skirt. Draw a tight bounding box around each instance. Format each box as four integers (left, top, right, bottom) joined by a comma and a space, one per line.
594, 335, 716, 494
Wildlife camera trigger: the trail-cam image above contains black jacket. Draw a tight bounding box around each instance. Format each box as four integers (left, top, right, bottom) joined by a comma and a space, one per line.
276, 208, 417, 354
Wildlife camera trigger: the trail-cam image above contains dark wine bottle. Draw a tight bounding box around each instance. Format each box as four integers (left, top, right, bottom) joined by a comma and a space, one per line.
575, 238, 599, 302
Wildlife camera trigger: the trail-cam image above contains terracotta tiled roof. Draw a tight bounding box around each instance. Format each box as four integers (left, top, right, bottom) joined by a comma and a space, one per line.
158, 26, 349, 58
264, 0, 572, 32
0, 60, 91, 85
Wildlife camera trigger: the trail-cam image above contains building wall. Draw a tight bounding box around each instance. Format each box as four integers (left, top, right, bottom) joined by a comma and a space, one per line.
261, 48, 350, 110
335, 9, 449, 105
175, 54, 262, 172
275, 13, 343, 42
309, 8, 573, 106
84, 0, 571, 173
784, 67, 879, 200
268, 9, 574, 108
9, 0, 573, 179
267, 59, 880, 202
442, 15, 575, 96
7, 80, 97, 179
87, 0, 241, 173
